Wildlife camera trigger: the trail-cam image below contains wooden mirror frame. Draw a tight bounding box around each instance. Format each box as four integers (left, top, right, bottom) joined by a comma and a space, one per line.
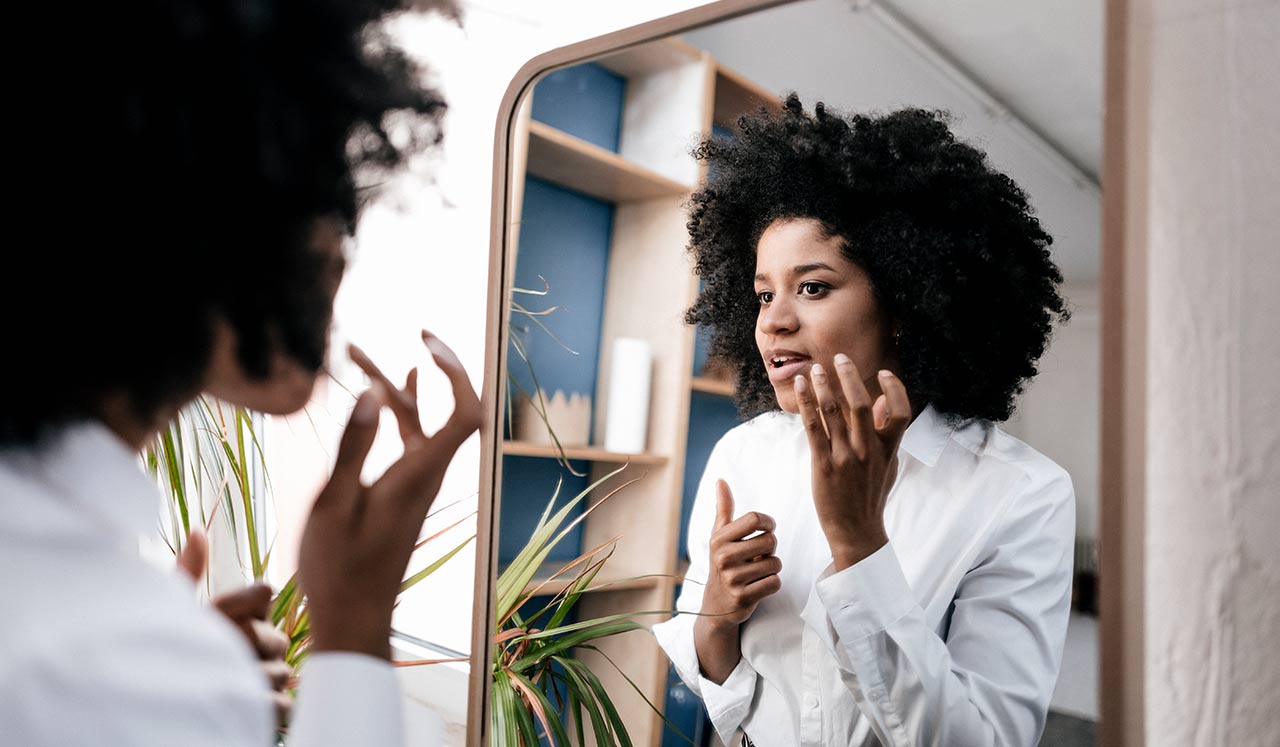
470, 1, 1146, 744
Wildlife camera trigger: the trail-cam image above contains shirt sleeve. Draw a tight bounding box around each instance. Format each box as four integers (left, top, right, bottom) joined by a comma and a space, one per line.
799, 468, 1075, 746
288, 652, 406, 746
651, 433, 759, 745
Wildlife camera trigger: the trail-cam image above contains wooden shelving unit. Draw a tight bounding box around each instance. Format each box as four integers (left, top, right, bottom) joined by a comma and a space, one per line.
501, 38, 778, 747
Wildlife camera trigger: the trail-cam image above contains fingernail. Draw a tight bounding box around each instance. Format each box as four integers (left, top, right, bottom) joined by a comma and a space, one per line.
810, 363, 825, 380
794, 374, 807, 392
878, 369, 893, 379
835, 353, 851, 366
425, 336, 446, 357
351, 391, 381, 424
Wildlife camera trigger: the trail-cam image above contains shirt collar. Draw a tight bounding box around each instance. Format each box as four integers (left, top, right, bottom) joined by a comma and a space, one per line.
27, 419, 159, 542
898, 402, 953, 467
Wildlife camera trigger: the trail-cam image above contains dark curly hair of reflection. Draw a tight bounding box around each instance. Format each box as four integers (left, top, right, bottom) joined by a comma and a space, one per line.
2, 0, 458, 446
686, 94, 1070, 426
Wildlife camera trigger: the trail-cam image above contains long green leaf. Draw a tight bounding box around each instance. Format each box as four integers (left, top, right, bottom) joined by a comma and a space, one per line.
510, 669, 570, 747
583, 644, 698, 747
509, 618, 644, 673
563, 657, 631, 747
553, 656, 612, 746
400, 535, 475, 592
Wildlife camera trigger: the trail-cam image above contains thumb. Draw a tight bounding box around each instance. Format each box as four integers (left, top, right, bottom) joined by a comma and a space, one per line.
177, 530, 208, 583
324, 389, 383, 502
714, 479, 734, 531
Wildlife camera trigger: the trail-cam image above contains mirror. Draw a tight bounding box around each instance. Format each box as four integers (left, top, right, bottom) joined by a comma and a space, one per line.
482, 1, 1103, 745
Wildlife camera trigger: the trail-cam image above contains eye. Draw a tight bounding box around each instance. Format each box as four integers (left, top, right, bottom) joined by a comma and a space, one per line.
756, 290, 774, 305
799, 281, 828, 296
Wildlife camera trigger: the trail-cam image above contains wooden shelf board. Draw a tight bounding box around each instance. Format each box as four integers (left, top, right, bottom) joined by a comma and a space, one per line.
502, 440, 668, 465
690, 375, 735, 397
526, 120, 692, 203
713, 64, 783, 129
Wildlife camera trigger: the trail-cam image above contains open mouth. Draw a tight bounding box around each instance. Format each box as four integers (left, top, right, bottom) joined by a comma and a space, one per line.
765, 352, 811, 383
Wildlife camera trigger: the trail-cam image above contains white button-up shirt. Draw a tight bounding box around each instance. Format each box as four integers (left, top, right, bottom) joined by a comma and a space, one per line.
0, 421, 408, 745
652, 404, 1075, 746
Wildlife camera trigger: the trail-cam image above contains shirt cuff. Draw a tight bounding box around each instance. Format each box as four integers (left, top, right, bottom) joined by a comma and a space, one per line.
801, 541, 916, 655
288, 651, 404, 746
652, 614, 756, 744
699, 657, 756, 747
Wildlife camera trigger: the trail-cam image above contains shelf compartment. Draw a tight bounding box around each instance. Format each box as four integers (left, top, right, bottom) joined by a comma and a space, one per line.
526, 120, 692, 203
713, 64, 782, 129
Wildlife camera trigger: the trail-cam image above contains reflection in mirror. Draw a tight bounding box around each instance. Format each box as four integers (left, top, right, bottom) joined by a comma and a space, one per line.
495, 2, 1101, 745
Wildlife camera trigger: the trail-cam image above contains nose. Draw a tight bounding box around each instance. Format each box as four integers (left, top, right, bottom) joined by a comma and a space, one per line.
758, 293, 798, 337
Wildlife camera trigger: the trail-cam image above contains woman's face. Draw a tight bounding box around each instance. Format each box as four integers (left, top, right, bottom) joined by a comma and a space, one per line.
753, 217, 896, 414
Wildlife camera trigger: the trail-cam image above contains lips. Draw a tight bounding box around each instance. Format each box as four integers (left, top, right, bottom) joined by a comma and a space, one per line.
764, 350, 812, 385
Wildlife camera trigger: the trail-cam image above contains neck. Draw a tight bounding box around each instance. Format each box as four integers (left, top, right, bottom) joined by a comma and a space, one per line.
93, 394, 184, 452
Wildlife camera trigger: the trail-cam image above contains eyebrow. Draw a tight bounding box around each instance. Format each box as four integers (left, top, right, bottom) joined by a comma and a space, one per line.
755, 262, 838, 282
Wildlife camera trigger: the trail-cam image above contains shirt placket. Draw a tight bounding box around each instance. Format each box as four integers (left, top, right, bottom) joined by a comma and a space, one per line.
799, 623, 823, 746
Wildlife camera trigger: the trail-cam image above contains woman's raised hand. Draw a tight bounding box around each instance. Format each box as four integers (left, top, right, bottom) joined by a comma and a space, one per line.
297, 330, 482, 660
793, 354, 911, 570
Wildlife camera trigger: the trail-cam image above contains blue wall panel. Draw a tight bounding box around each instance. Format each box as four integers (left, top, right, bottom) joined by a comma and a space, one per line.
678, 392, 743, 562
531, 64, 626, 152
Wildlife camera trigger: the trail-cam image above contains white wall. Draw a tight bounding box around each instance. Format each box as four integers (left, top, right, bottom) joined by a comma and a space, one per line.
1142, 0, 1280, 743
259, 0, 717, 721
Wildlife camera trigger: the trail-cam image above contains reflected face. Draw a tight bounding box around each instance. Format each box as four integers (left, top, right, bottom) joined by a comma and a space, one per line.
203, 218, 348, 415
753, 218, 895, 414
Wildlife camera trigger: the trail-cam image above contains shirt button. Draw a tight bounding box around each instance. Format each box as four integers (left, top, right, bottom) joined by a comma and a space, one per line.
805, 694, 819, 710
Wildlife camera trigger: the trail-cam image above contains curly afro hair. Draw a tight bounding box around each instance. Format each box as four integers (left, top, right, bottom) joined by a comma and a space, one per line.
685, 94, 1070, 426
3, 0, 458, 446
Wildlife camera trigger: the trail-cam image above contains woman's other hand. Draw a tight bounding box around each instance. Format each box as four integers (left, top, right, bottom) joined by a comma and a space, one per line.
297, 330, 482, 660
794, 355, 911, 571
177, 533, 293, 724
693, 479, 781, 683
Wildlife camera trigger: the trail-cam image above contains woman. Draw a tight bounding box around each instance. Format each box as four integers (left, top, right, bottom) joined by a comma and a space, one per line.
652, 96, 1075, 746
0, 1, 477, 744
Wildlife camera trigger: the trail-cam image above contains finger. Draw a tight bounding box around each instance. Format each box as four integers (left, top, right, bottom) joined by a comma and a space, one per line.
834, 353, 875, 458
213, 583, 273, 620
263, 659, 293, 690
717, 510, 776, 543
739, 573, 782, 604
405, 367, 419, 400
248, 619, 290, 659
721, 532, 777, 565
176, 530, 208, 583
320, 388, 382, 507
810, 362, 851, 449
349, 344, 423, 442
273, 691, 294, 727
728, 555, 783, 586
422, 330, 482, 450
876, 369, 913, 450
793, 375, 830, 464
713, 480, 734, 532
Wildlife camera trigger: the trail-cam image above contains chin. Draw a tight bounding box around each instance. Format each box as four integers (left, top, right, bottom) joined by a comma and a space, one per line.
774, 388, 800, 414
206, 368, 320, 415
